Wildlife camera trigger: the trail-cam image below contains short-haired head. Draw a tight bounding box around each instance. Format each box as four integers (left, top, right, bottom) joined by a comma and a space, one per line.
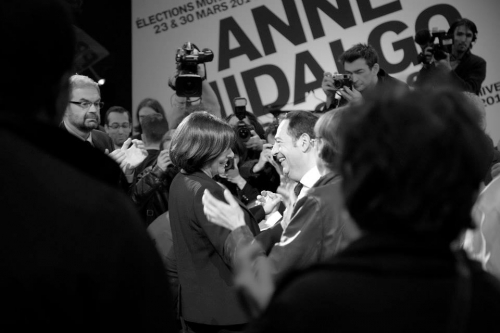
1, 0, 75, 121
339, 86, 490, 243
135, 98, 167, 134
105, 106, 131, 125
462, 91, 486, 130
142, 113, 169, 144
284, 111, 318, 142
340, 43, 379, 69
69, 75, 100, 99
448, 18, 478, 43
315, 108, 345, 172
170, 111, 235, 173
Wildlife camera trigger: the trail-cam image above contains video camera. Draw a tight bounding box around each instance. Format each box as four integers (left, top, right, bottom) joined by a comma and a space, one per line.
233, 97, 254, 143
172, 41, 214, 98
331, 73, 353, 90
414, 28, 453, 64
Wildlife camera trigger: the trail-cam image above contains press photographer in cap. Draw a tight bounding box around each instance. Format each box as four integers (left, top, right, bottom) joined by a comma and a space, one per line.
413, 18, 486, 95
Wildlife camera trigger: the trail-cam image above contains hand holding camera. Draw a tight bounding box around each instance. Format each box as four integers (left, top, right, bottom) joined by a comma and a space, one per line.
338, 85, 363, 103
415, 28, 453, 66
223, 157, 247, 189
253, 143, 280, 174
169, 41, 214, 98
434, 52, 452, 71
245, 130, 264, 151
322, 72, 353, 93
322, 72, 337, 98
156, 149, 172, 172
323, 71, 357, 107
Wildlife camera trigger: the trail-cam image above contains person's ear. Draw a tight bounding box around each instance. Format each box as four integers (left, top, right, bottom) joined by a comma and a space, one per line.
299, 133, 312, 152
372, 63, 380, 76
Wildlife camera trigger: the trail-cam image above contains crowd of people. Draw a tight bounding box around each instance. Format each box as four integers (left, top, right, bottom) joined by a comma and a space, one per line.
2, 0, 500, 332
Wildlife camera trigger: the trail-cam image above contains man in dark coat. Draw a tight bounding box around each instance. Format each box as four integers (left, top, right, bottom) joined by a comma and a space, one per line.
322, 43, 408, 110
414, 18, 486, 95
246, 87, 500, 332
0, 0, 176, 331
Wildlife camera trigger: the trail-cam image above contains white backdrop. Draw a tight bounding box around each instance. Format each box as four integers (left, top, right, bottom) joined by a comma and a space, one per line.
132, 0, 500, 144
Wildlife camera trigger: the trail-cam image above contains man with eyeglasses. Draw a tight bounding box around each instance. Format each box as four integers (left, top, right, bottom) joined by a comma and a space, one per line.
63, 74, 114, 152
104, 105, 132, 150
63, 74, 147, 185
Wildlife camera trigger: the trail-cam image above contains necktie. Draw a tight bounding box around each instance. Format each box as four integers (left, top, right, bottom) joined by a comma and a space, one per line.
294, 182, 304, 197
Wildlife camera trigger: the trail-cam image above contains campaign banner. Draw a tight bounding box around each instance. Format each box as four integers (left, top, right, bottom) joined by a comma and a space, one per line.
132, 0, 500, 144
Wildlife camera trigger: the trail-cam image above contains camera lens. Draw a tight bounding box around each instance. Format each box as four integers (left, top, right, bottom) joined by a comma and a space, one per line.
333, 80, 343, 89
224, 158, 234, 172
176, 75, 202, 98
238, 127, 250, 142
236, 121, 251, 142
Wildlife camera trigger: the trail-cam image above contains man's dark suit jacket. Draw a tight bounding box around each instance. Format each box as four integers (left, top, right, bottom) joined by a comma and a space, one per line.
226, 172, 346, 283
1, 117, 176, 331
169, 170, 261, 326
60, 122, 121, 185
60, 121, 114, 153
247, 234, 500, 333
415, 50, 486, 95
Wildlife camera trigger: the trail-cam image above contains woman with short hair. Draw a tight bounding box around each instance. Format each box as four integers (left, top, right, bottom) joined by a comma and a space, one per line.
168, 111, 262, 332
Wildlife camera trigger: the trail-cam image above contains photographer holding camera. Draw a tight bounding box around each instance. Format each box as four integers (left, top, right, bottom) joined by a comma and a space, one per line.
224, 98, 281, 196
414, 18, 486, 95
168, 42, 222, 126
322, 43, 407, 110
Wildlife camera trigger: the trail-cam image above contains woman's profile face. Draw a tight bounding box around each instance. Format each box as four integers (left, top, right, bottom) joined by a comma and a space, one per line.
206, 148, 234, 178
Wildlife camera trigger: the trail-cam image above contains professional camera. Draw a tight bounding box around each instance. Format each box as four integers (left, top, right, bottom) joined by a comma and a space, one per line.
415, 28, 453, 64
332, 74, 353, 90
172, 41, 214, 98
233, 97, 254, 143
224, 157, 235, 172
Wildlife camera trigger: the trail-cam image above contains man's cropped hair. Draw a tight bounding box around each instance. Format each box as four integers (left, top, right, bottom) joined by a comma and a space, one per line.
284, 111, 318, 142
340, 43, 379, 69
105, 106, 131, 125
339, 86, 490, 242
69, 75, 100, 97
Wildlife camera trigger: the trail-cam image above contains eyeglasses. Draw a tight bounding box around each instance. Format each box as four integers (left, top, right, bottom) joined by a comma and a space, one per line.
108, 123, 130, 130
70, 101, 104, 110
